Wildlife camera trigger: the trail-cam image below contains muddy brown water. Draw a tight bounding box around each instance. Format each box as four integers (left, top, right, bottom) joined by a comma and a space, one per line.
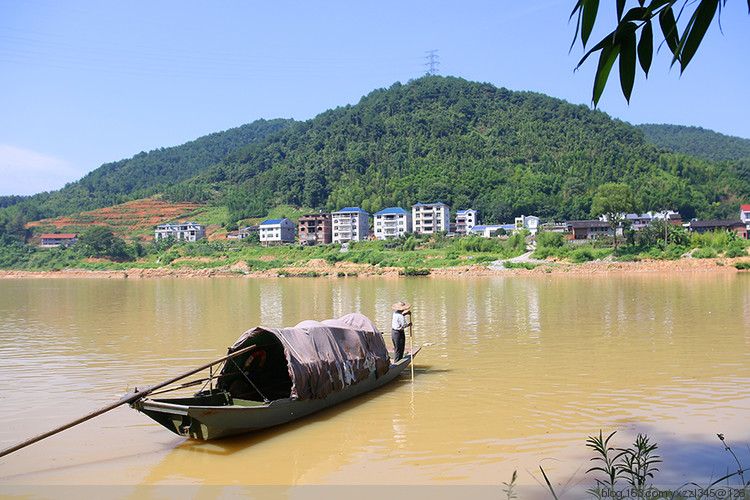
0, 274, 748, 492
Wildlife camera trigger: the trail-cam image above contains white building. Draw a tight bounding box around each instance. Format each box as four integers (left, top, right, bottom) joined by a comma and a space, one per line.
515, 215, 540, 235
412, 202, 450, 234
332, 207, 370, 243
259, 218, 295, 246
155, 222, 206, 242
470, 224, 514, 238
374, 207, 412, 240
741, 205, 750, 224
455, 209, 478, 234
39, 233, 78, 248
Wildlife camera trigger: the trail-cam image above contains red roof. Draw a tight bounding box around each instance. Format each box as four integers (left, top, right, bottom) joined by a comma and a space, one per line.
40, 234, 77, 239
741, 205, 750, 211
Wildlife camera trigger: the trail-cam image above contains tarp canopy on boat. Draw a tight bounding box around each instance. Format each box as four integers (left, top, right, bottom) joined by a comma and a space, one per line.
217, 313, 390, 401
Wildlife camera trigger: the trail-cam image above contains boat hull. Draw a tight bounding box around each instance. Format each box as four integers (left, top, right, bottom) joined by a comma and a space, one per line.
133, 352, 417, 440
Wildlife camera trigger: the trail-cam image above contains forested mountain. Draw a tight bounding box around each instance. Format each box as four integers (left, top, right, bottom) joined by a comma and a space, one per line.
198, 76, 749, 223
4, 77, 749, 238
638, 124, 750, 163
2, 118, 292, 222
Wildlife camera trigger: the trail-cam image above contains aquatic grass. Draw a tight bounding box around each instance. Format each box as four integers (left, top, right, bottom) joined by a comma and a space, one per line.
533, 432, 749, 500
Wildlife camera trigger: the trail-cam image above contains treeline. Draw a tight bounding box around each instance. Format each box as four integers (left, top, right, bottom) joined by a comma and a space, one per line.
638, 124, 750, 163
197, 76, 750, 224
0, 118, 293, 225
3, 77, 750, 243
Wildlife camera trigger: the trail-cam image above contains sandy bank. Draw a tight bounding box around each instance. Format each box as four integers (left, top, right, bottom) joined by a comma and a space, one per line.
1, 255, 748, 279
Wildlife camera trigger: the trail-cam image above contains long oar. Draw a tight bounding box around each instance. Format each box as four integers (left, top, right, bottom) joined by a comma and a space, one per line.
0, 344, 256, 459
409, 314, 414, 381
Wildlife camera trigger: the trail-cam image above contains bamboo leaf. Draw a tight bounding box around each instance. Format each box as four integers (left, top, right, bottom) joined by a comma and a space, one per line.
621, 6, 648, 22
582, 0, 600, 47
659, 6, 680, 63
593, 43, 620, 106
617, 0, 626, 20
619, 26, 637, 103
679, 0, 719, 72
638, 19, 653, 76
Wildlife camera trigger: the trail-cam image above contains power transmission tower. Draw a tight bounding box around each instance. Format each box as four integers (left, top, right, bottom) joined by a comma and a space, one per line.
424, 50, 440, 76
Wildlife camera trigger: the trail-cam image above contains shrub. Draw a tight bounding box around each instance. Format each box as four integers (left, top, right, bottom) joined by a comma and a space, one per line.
570, 247, 595, 263
536, 231, 564, 248
399, 267, 430, 276
692, 247, 717, 259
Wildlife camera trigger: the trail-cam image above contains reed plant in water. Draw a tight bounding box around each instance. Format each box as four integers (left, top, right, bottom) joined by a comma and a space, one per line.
532, 431, 750, 499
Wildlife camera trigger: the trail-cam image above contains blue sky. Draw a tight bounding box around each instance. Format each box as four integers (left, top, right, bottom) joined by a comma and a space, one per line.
1, 1, 748, 196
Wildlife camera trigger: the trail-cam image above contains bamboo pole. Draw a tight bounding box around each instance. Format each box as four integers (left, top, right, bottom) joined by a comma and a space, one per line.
0, 344, 256, 458
409, 315, 414, 381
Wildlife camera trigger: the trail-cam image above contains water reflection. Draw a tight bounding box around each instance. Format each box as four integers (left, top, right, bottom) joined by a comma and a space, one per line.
0, 274, 748, 487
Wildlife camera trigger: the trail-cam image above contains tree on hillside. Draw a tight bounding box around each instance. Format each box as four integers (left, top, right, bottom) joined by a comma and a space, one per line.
591, 182, 636, 255
78, 225, 129, 260
571, 0, 750, 105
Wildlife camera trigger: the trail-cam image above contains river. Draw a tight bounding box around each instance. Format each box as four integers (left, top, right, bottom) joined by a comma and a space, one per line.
0, 274, 748, 497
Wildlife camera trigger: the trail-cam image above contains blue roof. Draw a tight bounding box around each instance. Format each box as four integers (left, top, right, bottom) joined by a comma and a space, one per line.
375, 207, 410, 215
336, 207, 369, 214
260, 218, 285, 225
412, 202, 449, 207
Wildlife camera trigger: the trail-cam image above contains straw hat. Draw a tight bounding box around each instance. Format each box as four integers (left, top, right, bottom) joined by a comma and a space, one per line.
391, 301, 411, 311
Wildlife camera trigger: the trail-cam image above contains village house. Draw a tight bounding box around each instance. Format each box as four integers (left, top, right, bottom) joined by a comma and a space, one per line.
227, 226, 260, 240
412, 202, 450, 234
470, 224, 514, 238
227, 225, 260, 240
455, 209, 478, 234
154, 222, 206, 242
741, 205, 750, 226
373, 207, 412, 240
515, 214, 540, 235
649, 210, 683, 226
331, 207, 369, 244
625, 213, 652, 231
39, 233, 78, 248
569, 220, 612, 240
259, 218, 296, 246
298, 213, 332, 246
688, 219, 748, 239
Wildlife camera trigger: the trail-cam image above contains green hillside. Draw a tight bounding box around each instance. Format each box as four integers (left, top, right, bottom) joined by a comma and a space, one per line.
2, 118, 293, 222
638, 124, 750, 163
3, 77, 750, 242
195, 76, 749, 224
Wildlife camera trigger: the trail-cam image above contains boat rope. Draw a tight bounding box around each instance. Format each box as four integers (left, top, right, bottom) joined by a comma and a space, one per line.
230, 356, 270, 404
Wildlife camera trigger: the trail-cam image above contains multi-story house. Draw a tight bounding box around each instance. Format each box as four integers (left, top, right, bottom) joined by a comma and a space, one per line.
332, 207, 370, 243
298, 213, 332, 246
373, 207, 412, 240
259, 218, 296, 246
412, 202, 450, 234
569, 220, 612, 239
455, 209, 478, 234
515, 214, 540, 235
154, 222, 206, 242
741, 205, 750, 225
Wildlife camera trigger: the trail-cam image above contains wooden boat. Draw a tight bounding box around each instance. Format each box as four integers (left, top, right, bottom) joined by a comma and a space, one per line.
131, 313, 418, 440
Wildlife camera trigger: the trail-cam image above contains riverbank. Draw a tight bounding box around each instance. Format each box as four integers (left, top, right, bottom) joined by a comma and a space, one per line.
1, 255, 748, 279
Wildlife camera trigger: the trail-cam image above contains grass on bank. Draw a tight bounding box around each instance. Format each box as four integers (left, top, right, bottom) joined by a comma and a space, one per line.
2, 224, 749, 272
0, 232, 527, 272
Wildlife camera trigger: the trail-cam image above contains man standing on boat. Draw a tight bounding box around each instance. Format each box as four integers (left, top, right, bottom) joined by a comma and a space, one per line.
391, 301, 412, 363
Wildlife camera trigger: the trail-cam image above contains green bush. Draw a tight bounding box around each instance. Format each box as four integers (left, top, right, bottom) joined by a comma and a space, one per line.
399, 267, 430, 276
692, 247, 717, 259
536, 231, 564, 248
570, 247, 595, 263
